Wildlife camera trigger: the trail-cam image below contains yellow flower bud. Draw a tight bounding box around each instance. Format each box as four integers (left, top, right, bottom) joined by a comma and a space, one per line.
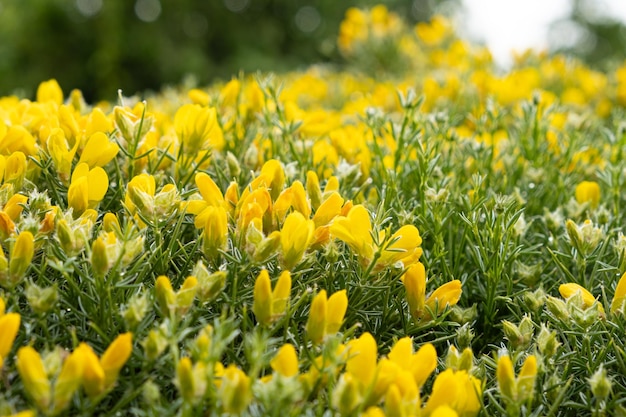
612, 271, 626, 314
4, 193, 28, 221
219, 365, 251, 414
280, 211, 314, 270
16, 346, 51, 411
47, 128, 77, 183
385, 384, 404, 417
271, 271, 291, 318
126, 173, 156, 219
193, 261, 226, 303
326, 290, 348, 335
176, 357, 196, 403
103, 213, 121, 235
496, 354, 516, 400
91, 237, 109, 276
176, 276, 198, 315
402, 262, 426, 320
53, 348, 85, 414
306, 290, 327, 344
252, 270, 273, 326
306, 171, 323, 211
202, 205, 228, 260
155, 276, 176, 317
270, 344, 299, 377
77, 343, 105, 399
9, 231, 34, 286
100, 332, 133, 389
332, 373, 361, 416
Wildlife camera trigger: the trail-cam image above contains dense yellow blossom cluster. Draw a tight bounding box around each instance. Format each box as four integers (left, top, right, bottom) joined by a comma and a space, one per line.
3, 4, 626, 416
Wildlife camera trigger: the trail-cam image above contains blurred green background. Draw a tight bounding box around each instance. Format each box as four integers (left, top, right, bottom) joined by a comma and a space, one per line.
0, 0, 623, 101
0, 0, 444, 101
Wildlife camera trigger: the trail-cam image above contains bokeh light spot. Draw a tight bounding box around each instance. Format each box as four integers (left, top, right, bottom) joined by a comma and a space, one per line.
295, 6, 321, 34
76, 0, 103, 17
224, 0, 250, 13
135, 0, 161, 23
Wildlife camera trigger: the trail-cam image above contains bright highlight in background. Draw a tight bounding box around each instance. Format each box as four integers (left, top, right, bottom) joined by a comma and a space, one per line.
462, 0, 626, 67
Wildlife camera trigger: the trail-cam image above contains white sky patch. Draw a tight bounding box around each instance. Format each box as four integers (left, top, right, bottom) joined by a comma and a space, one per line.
461, 0, 626, 68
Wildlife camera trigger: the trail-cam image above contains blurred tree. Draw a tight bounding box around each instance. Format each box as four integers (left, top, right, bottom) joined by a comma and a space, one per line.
0, 0, 447, 101
549, 0, 626, 68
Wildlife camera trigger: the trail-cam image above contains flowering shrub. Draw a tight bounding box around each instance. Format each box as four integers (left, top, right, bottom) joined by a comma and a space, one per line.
1, 5, 626, 416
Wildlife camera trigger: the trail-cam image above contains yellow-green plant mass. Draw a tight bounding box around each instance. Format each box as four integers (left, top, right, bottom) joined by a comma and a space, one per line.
3, 4, 626, 416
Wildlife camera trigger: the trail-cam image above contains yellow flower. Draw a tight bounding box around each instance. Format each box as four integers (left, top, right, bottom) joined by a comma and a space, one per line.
186, 172, 226, 228
611, 271, 626, 314
78, 333, 133, 399
575, 181, 600, 208
280, 211, 315, 270
424, 280, 463, 320
270, 343, 299, 378
202, 205, 228, 260
100, 332, 133, 388
415, 15, 451, 46
423, 369, 482, 416
273, 181, 311, 221
252, 269, 291, 326
305, 289, 348, 344
126, 174, 179, 224
68, 163, 108, 215
220, 78, 241, 107
1, 126, 37, 157
330, 204, 374, 265
4, 193, 28, 222
52, 348, 85, 414
0, 311, 20, 369
346, 332, 378, 390
36, 79, 63, 105
377, 225, 423, 269
402, 262, 462, 321
559, 282, 604, 316
4, 151, 27, 189
174, 104, 224, 155
47, 128, 79, 183
497, 354, 537, 405
125, 173, 156, 217
409, 343, 437, 388
242, 159, 285, 201
16, 347, 51, 411
78, 132, 120, 168
155, 275, 198, 318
